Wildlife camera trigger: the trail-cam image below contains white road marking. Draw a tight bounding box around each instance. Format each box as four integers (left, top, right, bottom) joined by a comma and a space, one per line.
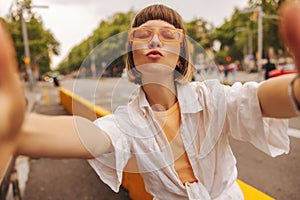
287, 128, 300, 139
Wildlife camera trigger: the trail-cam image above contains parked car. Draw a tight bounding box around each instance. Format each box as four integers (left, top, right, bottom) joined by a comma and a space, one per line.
268, 63, 298, 78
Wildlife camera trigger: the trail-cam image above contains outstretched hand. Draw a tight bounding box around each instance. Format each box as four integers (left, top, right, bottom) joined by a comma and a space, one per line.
279, 1, 300, 75
0, 21, 26, 143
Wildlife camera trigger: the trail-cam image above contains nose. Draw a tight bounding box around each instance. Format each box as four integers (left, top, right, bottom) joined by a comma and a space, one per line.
148, 34, 162, 48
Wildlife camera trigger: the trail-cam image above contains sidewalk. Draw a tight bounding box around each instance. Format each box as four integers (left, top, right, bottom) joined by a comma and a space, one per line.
194, 69, 264, 84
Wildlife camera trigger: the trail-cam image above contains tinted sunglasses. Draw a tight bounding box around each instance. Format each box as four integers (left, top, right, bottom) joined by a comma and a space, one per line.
128, 27, 184, 43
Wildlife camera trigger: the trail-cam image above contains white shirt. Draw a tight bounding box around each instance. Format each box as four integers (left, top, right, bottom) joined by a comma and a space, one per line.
88, 80, 289, 200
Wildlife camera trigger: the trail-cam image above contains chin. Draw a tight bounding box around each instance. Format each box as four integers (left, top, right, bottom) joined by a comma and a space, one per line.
136, 63, 174, 76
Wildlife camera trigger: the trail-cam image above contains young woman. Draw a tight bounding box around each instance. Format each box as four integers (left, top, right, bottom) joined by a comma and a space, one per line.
1, 2, 300, 200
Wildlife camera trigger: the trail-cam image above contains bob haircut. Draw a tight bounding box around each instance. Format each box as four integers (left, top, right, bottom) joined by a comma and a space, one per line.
125, 4, 194, 85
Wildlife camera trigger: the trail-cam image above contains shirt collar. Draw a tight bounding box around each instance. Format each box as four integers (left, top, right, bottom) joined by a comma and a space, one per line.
136, 83, 203, 114
177, 83, 203, 113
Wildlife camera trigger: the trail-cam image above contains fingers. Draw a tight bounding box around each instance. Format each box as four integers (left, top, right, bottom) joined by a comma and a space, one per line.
279, 1, 300, 68
0, 20, 24, 100
0, 20, 18, 85
0, 20, 26, 141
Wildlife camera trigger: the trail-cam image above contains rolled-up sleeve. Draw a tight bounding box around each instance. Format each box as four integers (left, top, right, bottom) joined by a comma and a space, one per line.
88, 115, 131, 192
225, 81, 290, 157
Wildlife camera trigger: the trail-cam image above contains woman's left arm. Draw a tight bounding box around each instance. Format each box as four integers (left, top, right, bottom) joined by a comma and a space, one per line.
258, 1, 300, 118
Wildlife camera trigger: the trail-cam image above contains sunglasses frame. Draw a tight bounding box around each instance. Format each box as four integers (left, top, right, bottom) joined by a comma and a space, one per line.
128, 27, 184, 43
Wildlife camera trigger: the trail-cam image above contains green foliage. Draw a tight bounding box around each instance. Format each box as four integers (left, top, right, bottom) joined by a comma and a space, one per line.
215, 50, 229, 65
5, 0, 289, 75
4, 0, 60, 76
58, 12, 217, 75
58, 11, 132, 74
185, 19, 215, 49
212, 0, 285, 65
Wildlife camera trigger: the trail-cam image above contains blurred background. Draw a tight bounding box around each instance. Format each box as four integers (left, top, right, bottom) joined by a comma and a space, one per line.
0, 0, 295, 85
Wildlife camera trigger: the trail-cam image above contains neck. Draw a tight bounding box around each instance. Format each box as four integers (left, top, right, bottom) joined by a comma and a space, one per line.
142, 79, 177, 111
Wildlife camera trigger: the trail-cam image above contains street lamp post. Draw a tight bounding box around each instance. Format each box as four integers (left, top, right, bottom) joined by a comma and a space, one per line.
256, 7, 279, 77
20, 4, 48, 91
240, 6, 279, 79
21, 5, 33, 91
240, 7, 262, 76
256, 6, 263, 74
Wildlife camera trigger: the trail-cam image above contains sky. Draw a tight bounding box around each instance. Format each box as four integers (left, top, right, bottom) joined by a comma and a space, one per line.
0, 0, 249, 69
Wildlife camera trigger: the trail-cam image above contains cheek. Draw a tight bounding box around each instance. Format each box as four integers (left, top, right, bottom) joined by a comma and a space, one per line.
164, 45, 181, 65
164, 44, 181, 57
132, 48, 144, 66
132, 42, 146, 52
132, 43, 146, 62
165, 44, 181, 54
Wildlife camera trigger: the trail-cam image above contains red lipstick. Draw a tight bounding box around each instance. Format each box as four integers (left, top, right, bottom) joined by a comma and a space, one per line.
146, 50, 163, 59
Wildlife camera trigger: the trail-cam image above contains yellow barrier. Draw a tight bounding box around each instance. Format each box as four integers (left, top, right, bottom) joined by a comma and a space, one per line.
237, 180, 275, 200
59, 87, 275, 200
59, 88, 111, 120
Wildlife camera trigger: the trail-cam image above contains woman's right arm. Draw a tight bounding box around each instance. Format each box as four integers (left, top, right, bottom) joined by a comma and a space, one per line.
17, 113, 113, 159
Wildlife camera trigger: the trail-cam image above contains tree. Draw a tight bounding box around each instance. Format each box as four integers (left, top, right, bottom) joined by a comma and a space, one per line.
185, 19, 215, 49
58, 0, 289, 73
212, 0, 287, 65
3, 0, 60, 77
57, 11, 133, 75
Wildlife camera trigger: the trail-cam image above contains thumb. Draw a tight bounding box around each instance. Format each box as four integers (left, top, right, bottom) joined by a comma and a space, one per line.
0, 20, 18, 86
279, 1, 300, 69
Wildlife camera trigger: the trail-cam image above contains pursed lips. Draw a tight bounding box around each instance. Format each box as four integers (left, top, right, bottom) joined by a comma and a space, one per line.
146, 50, 163, 59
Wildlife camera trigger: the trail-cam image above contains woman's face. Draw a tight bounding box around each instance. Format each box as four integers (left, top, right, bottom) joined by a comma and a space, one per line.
131, 20, 182, 79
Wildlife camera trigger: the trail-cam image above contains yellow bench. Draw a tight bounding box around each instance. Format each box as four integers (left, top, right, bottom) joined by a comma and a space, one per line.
59, 87, 275, 200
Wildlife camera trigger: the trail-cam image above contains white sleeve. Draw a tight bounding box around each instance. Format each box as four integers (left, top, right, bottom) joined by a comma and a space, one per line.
225, 81, 290, 157
88, 114, 131, 193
